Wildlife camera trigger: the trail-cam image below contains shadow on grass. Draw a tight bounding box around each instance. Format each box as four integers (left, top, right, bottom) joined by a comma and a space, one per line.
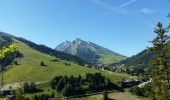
27, 89, 44, 94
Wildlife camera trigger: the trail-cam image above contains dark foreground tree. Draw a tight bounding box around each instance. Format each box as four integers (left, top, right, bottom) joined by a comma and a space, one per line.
149, 22, 170, 100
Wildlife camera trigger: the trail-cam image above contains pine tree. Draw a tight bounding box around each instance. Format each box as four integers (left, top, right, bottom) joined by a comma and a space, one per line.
34, 95, 39, 100
149, 22, 170, 100
23, 82, 30, 93
51, 91, 55, 98
56, 78, 64, 92
15, 88, 25, 100
62, 84, 69, 97
29, 82, 36, 92
50, 76, 62, 89
103, 90, 108, 100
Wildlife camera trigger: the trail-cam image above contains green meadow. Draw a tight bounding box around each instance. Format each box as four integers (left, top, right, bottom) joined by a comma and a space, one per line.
3, 40, 132, 86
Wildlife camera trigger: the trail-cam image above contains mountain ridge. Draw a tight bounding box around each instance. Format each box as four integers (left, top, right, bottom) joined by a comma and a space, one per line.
55, 38, 127, 65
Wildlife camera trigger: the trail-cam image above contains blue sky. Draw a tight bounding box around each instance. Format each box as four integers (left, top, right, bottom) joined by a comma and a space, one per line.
0, 0, 170, 57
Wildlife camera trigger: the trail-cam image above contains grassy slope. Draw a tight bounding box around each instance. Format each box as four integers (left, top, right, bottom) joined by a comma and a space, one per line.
3, 39, 131, 86
99, 54, 126, 65
25, 82, 63, 99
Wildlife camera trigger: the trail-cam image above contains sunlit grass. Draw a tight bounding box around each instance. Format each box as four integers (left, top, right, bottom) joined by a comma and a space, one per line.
4, 39, 132, 87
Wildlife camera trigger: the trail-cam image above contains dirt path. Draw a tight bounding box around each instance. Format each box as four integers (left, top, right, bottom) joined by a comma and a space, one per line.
0, 80, 49, 91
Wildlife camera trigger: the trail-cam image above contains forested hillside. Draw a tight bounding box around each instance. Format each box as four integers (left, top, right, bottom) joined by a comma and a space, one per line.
112, 49, 155, 69
112, 41, 170, 70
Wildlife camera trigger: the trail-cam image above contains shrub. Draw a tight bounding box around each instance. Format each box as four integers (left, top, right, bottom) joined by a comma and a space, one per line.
130, 86, 143, 96
40, 61, 45, 66
14, 61, 18, 65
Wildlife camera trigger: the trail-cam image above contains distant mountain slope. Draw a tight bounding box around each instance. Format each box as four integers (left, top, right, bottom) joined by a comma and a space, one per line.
0, 32, 14, 46
55, 38, 126, 65
0, 32, 86, 65
112, 49, 156, 69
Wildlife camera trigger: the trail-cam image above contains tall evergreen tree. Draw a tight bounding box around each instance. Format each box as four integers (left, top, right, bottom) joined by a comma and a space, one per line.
149, 22, 170, 100
62, 84, 72, 97
103, 90, 108, 100
29, 82, 36, 92
23, 82, 30, 93
15, 88, 25, 100
56, 78, 65, 92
